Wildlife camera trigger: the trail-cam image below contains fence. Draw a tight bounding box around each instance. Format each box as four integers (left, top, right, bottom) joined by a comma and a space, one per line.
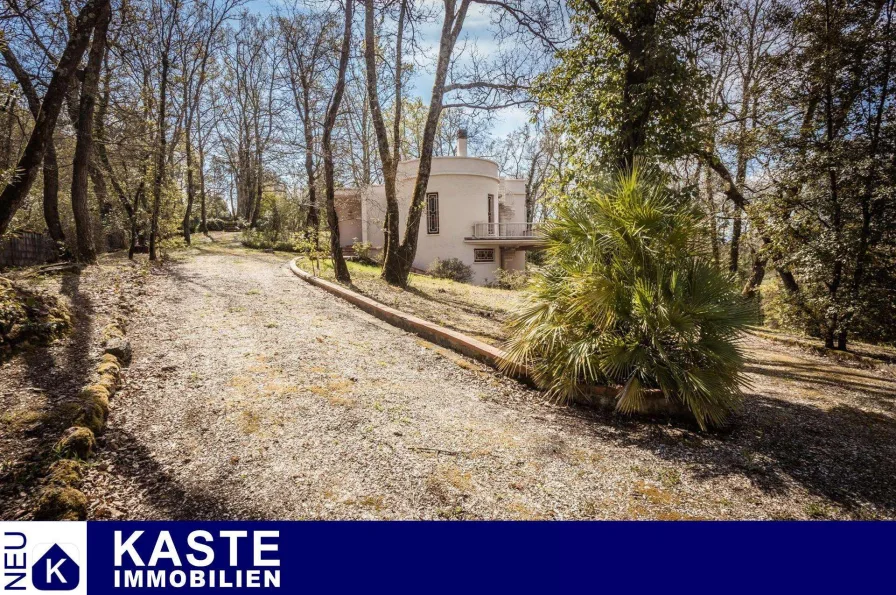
0, 232, 59, 269
469, 222, 542, 239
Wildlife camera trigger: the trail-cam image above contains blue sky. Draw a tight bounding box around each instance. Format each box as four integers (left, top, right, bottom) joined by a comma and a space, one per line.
246, 0, 534, 140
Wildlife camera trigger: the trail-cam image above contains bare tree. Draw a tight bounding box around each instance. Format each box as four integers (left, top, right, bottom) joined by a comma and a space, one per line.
281, 7, 338, 246
0, 45, 65, 245
70, 0, 112, 262
364, 0, 562, 285
322, 0, 354, 283
149, 0, 181, 260
0, 0, 109, 238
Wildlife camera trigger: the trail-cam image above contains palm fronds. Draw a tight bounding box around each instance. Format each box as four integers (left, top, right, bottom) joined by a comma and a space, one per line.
502, 167, 753, 430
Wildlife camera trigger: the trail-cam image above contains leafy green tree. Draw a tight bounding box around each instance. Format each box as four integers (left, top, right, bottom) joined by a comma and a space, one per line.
756, 0, 895, 349
535, 0, 716, 171
503, 168, 753, 430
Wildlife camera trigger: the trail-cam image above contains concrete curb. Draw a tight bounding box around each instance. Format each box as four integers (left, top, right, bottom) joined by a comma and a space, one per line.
288, 259, 523, 375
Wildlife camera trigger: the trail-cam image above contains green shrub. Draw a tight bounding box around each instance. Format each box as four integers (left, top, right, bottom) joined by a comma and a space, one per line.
204, 218, 227, 232
503, 168, 753, 430
352, 239, 378, 265
487, 268, 530, 290
428, 258, 473, 283
241, 229, 312, 253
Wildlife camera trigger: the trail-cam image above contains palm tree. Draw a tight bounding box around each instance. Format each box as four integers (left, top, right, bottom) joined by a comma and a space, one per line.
503, 167, 753, 430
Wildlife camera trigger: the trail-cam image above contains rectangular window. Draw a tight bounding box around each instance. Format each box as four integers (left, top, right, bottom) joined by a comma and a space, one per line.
426, 193, 439, 234
474, 248, 495, 263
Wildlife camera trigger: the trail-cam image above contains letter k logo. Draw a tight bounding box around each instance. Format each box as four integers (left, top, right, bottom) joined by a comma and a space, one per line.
32, 544, 80, 591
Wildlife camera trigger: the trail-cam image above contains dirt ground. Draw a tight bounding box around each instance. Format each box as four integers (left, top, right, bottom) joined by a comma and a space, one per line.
4, 235, 896, 520
0, 257, 141, 517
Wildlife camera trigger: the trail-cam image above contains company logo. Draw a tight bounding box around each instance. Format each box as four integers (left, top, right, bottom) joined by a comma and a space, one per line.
1, 523, 86, 595
112, 530, 281, 589
32, 544, 79, 591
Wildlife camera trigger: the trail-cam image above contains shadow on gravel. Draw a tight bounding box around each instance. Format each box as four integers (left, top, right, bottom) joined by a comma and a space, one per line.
743, 361, 896, 411
97, 428, 266, 520
584, 393, 896, 517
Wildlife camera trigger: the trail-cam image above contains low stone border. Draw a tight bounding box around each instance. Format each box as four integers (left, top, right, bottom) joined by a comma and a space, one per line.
289, 260, 689, 419
32, 319, 132, 520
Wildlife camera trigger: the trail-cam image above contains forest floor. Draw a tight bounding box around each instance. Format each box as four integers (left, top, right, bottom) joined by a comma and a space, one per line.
3, 233, 896, 520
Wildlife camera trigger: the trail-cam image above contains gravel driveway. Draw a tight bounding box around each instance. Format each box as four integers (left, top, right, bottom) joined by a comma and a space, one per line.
81, 239, 896, 520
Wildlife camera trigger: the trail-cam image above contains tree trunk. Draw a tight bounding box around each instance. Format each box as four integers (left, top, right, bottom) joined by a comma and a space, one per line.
0, 0, 106, 237
69, 2, 111, 263
42, 142, 65, 245
322, 0, 354, 283
0, 46, 68, 246
300, 80, 318, 247
182, 113, 195, 245
615, 4, 658, 170
742, 253, 765, 299
1, 96, 13, 171
198, 142, 208, 234
702, 162, 720, 265
149, 52, 171, 261
729, 214, 742, 273
382, 0, 472, 286
364, 0, 405, 280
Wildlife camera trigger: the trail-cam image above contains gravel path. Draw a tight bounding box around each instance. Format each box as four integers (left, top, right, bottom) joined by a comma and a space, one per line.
81, 240, 896, 520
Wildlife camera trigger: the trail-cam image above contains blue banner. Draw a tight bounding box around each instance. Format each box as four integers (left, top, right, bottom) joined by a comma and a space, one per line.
2, 521, 893, 593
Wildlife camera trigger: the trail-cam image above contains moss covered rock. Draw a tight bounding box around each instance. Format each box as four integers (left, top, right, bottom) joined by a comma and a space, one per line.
55, 426, 96, 459
80, 384, 111, 414
100, 353, 121, 366
104, 337, 132, 365
47, 459, 84, 488
0, 281, 72, 361
74, 401, 106, 435
97, 359, 121, 377
96, 362, 121, 388
97, 373, 117, 394
101, 322, 125, 342
33, 486, 88, 520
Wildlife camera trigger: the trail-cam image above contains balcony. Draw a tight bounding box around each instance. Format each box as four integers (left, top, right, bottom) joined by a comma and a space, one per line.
464, 222, 545, 246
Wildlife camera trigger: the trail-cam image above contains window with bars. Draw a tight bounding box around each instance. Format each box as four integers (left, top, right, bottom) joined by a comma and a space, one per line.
426, 193, 439, 234
474, 248, 495, 263
487, 194, 495, 224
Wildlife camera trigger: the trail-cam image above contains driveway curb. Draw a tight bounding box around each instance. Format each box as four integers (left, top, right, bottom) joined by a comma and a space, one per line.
288, 259, 525, 376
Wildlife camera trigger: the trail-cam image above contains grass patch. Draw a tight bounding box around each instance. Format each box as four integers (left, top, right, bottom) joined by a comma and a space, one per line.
295, 257, 524, 346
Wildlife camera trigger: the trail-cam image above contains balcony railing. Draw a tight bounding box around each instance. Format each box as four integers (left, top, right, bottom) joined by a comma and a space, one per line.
469, 222, 542, 239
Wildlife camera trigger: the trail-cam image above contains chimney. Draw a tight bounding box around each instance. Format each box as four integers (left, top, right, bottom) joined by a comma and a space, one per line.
457, 128, 468, 157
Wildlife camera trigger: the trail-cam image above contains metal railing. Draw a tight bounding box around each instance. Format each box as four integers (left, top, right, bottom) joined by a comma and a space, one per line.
469, 222, 541, 238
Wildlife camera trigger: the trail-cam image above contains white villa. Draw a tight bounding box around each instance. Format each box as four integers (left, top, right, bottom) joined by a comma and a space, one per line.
336, 130, 542, 285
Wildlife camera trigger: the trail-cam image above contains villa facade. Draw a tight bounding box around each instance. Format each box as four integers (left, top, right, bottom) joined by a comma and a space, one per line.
336, 131, 542, 285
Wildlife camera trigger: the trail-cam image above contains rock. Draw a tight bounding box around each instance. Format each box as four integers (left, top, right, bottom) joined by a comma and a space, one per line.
55, 427, 96, 459
33, 487, 87, 521
46, 459, 84, 488
79, 384, 111, 415
97, 373, 118, 394
97, 359, 121, 377
100, 353, 121, 366
74, 401, 107, 435
104, 337, 132, 365
101, 323, 125, 342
